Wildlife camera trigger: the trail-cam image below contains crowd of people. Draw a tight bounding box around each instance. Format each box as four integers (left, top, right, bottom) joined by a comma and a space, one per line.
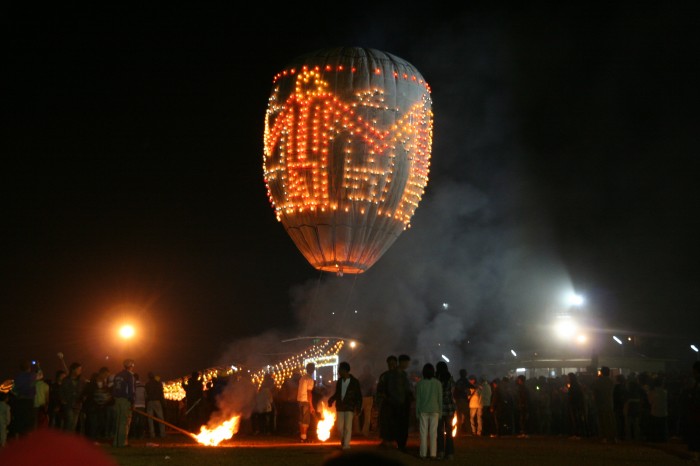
277, 356, 700, 461
2, 354, 699, 462
1, 358, 167, 448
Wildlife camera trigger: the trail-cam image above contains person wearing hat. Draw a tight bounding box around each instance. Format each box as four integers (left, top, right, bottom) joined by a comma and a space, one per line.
111, 359, 135, 447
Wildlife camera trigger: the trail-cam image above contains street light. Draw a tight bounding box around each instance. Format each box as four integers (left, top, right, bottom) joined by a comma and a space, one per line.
119, 324, 135, 340
554, 315, 578, 340
566, 293, 585, 307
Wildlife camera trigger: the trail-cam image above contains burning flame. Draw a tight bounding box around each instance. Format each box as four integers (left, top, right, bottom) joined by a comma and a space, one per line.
451, 412, 458, 437
192, 415, 240, 446
316, 402, 336, 442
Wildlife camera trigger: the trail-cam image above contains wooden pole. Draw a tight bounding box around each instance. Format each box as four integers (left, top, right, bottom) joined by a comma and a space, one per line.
131, 407, 198, 441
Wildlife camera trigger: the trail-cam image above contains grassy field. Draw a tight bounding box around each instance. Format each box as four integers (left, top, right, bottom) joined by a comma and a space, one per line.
103, 433, 696, 466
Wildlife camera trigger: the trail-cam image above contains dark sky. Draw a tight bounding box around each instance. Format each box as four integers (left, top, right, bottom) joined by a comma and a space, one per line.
3, 4, 698, 380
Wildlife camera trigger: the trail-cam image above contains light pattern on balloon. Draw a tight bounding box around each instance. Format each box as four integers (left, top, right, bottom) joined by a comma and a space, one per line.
263, 47, 433, 275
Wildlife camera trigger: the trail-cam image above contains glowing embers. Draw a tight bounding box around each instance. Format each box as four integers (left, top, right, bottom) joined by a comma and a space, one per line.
192, 415, 241, 446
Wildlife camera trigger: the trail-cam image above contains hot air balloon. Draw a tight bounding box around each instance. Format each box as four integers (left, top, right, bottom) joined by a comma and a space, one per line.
263, 47, 433, 275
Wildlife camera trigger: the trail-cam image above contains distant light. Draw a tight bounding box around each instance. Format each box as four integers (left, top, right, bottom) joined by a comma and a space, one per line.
442, 303, 449, 310
576, 334, 588, 344
628, 337, 632, 341
118, 325, 135, 339
510, 349, 517, 357
567, 293, 585, 306
613, 336, 623, 345
692, 344, 699, 353
441, 354, 450, 362
349, 341, 357, 349
354, 309, 358, 314
516, 368, 526, 373
231, 365, 238, 371
554, 315, 577, 339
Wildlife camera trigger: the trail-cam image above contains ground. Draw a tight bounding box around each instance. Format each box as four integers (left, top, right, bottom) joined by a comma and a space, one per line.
103, 432, 696, 466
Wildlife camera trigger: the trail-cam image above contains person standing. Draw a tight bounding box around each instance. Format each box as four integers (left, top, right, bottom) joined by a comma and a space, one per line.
48, 370, 66, 429
567, 372, 586, 439
297, 362, 316, 443
453, 369, 470, 435
613, 374, 628, 440
353, 364, 375, 437
415, 363, 442, 460
328, 362, 362, 450
647, 376, 668, 442
593, 366, 616, 443
435, 361, 456, 460
11, 360, 43, 437
145, 372, 166, 439
395, 354, 413, 452
111, 359, 135, 447
253, 373, 275, 435
480, 377, 492, 435
0, 392, 10, 447
489, 378, 504, 438
182, 371, 204, 431
468, 375, 483, 436
681, 361, 700, 461
34, 374, 50, 429
376, 355, 398, 448
129, 374, 147, 439
60, 362, 84, 433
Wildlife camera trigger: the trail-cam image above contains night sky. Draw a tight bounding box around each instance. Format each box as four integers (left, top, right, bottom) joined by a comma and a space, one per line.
3, 4, 698, 381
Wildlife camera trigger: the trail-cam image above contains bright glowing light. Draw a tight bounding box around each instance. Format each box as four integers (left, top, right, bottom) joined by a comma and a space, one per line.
349, 341, 356, 349
118, 325, 135, 339
554, 315, 578, 339
691, 344, 699, 353
193, 415, 240, 446
516, 368, 526, 373
441, 354, 450, 362
576, 334, 588, 344
442, 303, 449, 310
510, 349, 517, 357
451, 412, 458, 437
613, 336, 623, 345
316, 402, 336, 441
566, 293, 585, 306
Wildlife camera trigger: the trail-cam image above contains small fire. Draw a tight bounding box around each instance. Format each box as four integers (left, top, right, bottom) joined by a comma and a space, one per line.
192, 415, 240, 446
451, 412, 458, 437
316, 402, 336, 442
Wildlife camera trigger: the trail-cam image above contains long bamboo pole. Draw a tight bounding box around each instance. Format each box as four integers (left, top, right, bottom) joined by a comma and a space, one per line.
131, 407, 198, 441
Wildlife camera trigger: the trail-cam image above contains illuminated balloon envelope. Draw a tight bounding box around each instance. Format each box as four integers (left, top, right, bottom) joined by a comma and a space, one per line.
263, 47, 433, 275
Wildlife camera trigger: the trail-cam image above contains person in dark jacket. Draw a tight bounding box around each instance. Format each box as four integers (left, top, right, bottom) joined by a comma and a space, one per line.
328, 361, 363, 450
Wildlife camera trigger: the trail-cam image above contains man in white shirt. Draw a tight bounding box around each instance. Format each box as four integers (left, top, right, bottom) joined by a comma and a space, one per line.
297, 363, 316, 443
